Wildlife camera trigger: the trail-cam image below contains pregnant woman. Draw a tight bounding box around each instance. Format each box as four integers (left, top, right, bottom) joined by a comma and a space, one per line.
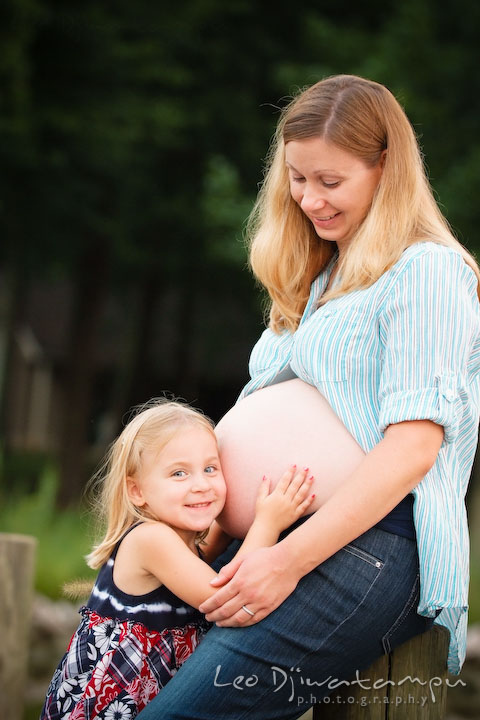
138, 74, 480, 719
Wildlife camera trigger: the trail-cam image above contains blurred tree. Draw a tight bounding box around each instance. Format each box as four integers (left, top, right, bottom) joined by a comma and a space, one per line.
0, 0, 478, 504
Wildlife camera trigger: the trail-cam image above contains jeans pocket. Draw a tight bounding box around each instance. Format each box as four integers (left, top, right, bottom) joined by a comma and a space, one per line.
341, 542, 385, 569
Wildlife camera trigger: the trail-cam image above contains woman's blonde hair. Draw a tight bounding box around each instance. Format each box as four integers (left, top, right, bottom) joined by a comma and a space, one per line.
86, 398, 216, 569
247, 74, 480, 333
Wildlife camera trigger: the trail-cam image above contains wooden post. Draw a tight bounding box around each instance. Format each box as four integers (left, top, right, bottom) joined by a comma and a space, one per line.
0, 533, 37, 720
313, 625, 450, 720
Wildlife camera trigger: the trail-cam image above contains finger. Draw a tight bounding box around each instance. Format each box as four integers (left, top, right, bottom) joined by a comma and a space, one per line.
200, 579, 241, 616
290, 473, 314, 502
284, 467, 310, 499
204, 594, 249, 622
296, 492, 316, 515
216, 605, 260, 627
201, 590, 239, 618
275, 465, 297, 494
216, 605, 268, 628
208, 556, 243, 589
255, 475, 270, 502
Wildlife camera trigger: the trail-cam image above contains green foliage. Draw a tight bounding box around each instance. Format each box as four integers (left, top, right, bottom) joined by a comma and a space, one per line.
202, 155, 253, 265
0, 465, 96, 598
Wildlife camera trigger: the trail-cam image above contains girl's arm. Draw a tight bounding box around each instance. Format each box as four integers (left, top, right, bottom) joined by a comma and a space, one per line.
131, 467, 313, 609
200, 521, 232, 564
199, 419, 444, 625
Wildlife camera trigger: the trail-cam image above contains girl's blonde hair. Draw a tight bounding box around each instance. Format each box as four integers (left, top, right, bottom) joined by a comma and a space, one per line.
247, 74, 480, 333
86, 398, 216, 569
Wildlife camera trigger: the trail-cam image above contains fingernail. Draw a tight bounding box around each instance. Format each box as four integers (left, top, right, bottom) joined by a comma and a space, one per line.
262, 475, 266, 481
291, 464, 297, 469
311, 493, 316, 499
303, 466, 309, 472
308, 475, 314, 481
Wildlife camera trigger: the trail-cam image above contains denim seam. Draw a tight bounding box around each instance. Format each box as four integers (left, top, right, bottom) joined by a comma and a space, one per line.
381, 572, 420, 655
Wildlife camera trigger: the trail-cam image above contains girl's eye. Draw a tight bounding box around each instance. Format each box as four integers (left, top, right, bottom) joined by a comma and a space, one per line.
204, 465, 216, 474
172, 470, 187, 478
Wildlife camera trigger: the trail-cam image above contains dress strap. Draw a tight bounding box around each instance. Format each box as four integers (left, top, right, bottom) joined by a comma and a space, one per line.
110, 521, 144, 560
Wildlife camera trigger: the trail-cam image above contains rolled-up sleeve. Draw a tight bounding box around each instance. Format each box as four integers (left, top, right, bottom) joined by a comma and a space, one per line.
378, 247, 479, 443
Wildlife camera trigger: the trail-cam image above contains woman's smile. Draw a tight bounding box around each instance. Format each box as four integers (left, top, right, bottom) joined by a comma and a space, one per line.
311, 211, 341, 227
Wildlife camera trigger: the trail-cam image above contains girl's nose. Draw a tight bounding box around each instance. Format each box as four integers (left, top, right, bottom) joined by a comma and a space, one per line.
191, 473, 211, 491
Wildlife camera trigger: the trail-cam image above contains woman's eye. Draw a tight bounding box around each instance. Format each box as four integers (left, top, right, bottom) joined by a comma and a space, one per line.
322, 180, 340, 188
292, 176, 305, 183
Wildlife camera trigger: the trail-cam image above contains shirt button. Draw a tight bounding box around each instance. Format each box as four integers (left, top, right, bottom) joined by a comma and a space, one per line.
445, 391, 455, 401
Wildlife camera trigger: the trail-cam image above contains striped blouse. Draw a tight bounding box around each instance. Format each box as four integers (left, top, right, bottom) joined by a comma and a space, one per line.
239, 242, 480, 674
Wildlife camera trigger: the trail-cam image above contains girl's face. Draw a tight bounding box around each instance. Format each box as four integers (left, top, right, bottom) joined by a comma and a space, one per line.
285, 136, 384, 256
127, 426, 226, 542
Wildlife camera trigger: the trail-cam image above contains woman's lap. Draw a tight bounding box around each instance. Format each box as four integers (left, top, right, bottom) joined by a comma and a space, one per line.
137, 527, 433, 720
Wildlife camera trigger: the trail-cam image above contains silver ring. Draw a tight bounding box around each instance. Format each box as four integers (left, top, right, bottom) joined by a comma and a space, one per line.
241, 604, 255, 617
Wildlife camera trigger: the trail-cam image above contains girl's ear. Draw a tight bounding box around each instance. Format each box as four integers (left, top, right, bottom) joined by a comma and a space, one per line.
127, 476, 146, 507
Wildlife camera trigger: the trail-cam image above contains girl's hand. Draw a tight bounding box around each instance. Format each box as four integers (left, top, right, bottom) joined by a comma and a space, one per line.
254, 465, 315, 534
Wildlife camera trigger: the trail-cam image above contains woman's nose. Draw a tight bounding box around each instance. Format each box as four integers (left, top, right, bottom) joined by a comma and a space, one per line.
300, 185, 327, 214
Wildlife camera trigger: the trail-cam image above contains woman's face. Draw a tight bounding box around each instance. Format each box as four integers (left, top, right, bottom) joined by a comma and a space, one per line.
285, 136, 384, 255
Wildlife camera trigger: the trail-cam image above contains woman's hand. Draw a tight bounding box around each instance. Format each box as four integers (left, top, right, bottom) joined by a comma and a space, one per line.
198, 541, 300, 626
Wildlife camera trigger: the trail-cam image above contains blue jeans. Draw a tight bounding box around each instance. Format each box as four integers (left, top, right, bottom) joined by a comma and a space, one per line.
137, 524, 433, 719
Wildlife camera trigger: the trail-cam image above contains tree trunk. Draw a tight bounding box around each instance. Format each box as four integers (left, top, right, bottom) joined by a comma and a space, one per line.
56, 238, 110, 507
107, 268, 162, 434
0, 533, 37, 720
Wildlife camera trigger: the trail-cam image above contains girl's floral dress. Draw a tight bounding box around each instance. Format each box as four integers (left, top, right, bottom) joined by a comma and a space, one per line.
40, 527, 210, 719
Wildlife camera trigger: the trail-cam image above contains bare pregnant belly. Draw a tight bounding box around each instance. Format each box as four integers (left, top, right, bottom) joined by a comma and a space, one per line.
215, 379, 365, 538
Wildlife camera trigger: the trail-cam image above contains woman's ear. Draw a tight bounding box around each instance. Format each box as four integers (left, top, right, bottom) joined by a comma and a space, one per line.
127, 476, 146, 507
380, 149, 387, 168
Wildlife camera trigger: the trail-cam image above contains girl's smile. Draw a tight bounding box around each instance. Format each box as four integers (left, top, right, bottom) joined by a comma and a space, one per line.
127, 426, 227, 545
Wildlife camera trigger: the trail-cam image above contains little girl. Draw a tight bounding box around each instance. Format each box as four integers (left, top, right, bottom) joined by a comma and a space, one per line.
41, 398, 314, 720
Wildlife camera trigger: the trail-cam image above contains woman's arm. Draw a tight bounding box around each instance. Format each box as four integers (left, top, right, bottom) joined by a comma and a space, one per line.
199, 418, 444, 625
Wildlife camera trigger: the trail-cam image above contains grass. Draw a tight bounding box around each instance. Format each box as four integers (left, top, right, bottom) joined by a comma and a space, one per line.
0, 464, 96, 598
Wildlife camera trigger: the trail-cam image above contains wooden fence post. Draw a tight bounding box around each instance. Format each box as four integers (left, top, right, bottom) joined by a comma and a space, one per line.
0, 533, 37, 720
313, 625, 450, 719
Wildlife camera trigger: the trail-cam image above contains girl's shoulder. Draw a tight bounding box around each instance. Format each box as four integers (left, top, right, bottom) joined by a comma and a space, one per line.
121, 520, 183, 549
114, 521, 195, 593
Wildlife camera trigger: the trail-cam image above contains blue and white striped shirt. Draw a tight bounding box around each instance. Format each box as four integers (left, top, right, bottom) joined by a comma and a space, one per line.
239, 242, 480, 673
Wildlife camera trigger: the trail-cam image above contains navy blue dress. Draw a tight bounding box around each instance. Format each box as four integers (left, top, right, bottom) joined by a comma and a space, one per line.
40, 525, 210, 719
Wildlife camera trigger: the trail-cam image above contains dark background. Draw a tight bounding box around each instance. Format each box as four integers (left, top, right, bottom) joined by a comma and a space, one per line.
1, 0, 479, 508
